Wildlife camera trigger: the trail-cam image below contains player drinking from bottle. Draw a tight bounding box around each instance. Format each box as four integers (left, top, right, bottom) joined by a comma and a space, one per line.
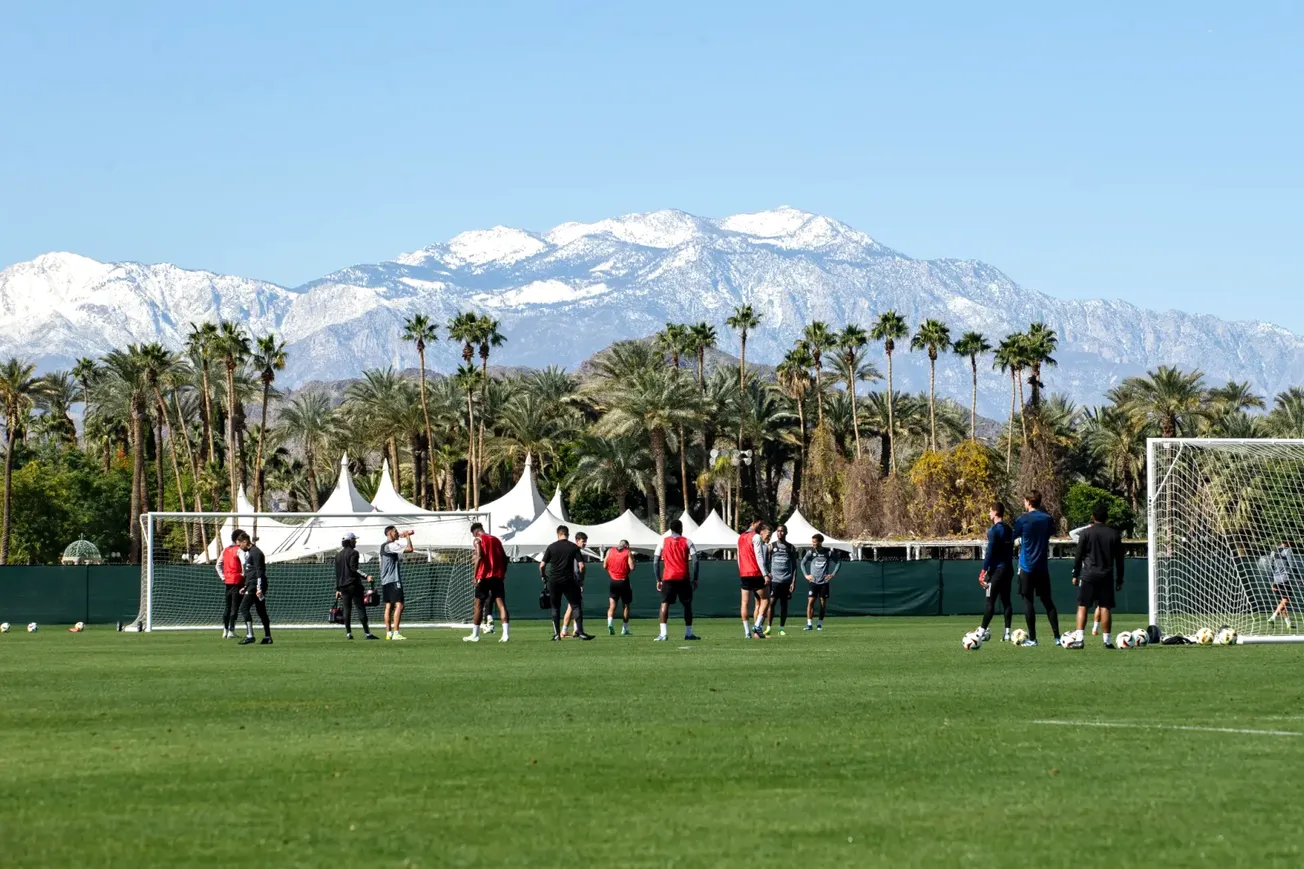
379, 525, 413, 640
605, 539, 635, 635
467, 522, 510, 643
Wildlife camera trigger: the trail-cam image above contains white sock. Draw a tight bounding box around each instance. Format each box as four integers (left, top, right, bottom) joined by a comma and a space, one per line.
806, 619, 813, 627
622, 621, 629, 631
659, 623, 668, 638
607, 616, 614, 628
817, 619, 823, 628
471, 624, 480, 638
502, 623, 509, 639
1103, 632, 1112, 645
685, 626, 694, 638
743, 621, 751, 636
1270, 613, 1277, 621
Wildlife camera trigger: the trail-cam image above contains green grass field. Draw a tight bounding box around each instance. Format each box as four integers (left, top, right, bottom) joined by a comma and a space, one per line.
2, 617, 1302, 868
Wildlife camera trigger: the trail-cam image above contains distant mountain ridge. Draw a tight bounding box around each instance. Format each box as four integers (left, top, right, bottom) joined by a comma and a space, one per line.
3, 206, 1302, 416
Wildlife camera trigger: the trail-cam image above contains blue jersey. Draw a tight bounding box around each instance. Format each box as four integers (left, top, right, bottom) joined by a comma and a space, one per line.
1013, 510, 1054, 572
982, 522, 1013, 572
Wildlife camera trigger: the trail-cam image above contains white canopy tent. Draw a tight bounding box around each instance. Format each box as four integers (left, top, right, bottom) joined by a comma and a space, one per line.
504, 508, 593, 555
547, 488, 568, 521
479, 455, 548, 541
662, 511, 701, 539
370, 460, 428, 514
586, 509, 663, 551
692, 510, 740, 550
781, 508, 853, 553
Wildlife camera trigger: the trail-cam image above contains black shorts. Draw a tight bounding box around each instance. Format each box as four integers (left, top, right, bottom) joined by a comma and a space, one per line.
382, 583, 405, 605
609, 580, 632, 605
1018, 567, 1052, 599
768, 580, 794, 601
475, 578, 506, 603
986, 564, 1013, 600
740, 576, 766, 592
1076, 574, 1115, 609
807, 582, 830, 601
660, 579, 693, 605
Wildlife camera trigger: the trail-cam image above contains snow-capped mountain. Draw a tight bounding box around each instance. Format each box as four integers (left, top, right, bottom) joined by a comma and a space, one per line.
4, 206, 1302, 416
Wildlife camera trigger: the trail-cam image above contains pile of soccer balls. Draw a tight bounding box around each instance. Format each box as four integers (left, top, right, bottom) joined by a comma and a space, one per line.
0, 622, 43, 633
1198, 626, 1238, 646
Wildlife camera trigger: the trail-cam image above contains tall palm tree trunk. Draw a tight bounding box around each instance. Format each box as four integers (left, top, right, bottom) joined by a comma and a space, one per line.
200, 363, 216, 464
1, 425, 15, 564
737, 336, 747, 452
927, 357, 938, 451
969, 358, 978, 441
129, 398, 146, 562
417, 347, 434, 509
678, 423, 690, 514
1006, 368, 1016, 472
476, 421, 485, 509
697, 348, 705, 393
388, 437, 402, 495
254, 381, 271, 512
173, 393, 209, 557
154, 390, 189, 515
225, 364, 239, 508
850, 375, 862, 459
464, 391, 475, 510
305, 444, 320, 511
886, 350, 897, 474
651, 428, 668, 532
1016, 369, 1028, 444
155, 416, 166, 510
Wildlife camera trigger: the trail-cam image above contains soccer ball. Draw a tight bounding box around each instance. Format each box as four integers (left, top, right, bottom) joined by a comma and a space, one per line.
1132, 629, 1149, 647
0, 622, 9, 633
962, 632, 983, 650
1011, 628, 1029, 645
1117, 631, 1136, 649
1058, 633, 1076, 649
26, 622, 38, 633
1195, 627, 1215, 645
1215, 628, 1238, 646
70, 622, 85, 633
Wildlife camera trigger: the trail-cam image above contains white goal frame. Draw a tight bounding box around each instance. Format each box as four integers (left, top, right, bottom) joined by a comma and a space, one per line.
134, 510, 488, 632
1148, 438, 1304, 644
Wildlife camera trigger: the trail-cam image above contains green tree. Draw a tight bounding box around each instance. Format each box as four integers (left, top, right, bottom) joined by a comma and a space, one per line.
726, 304, 762, 452
910, 318, 952, 451
1118, 366, 1208, 438
251, 334, 287, 511
213, 322, 251, 507
1023, 322, 1058, 408
802, 321, 836, 425
401, 314, 439, 508
689, 322, 717, 393
185, 322, 220, 463
1268, 387, 1304, 438
0, 359, 47, 563
952, 331, 992, 441
993, 335, 1024, 464
98, 348, 151, 560
277, 391, 335, 510
871, 310, 909, 474
567, 435, 652, 513
1063, 482, 1135, 536
657, 324, 696, 513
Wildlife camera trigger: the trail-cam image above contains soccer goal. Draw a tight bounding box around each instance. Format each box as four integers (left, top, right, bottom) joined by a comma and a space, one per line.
1149, 438, 1304, 643
132, 511, 488, 631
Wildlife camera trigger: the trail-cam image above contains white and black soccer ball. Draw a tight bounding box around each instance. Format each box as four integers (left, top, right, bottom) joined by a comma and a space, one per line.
1117, 631, 1136, 650
1214, 628, 1238, 646
1195, 627, 1215, 646
1058, 633, 1076, 649
962, 631, 983, 650
70, 621, 86, 633
1011, 628, 1029, 645
1132, 629, 1149, 647
0, 622, 9, 633
26, 622, 38, 633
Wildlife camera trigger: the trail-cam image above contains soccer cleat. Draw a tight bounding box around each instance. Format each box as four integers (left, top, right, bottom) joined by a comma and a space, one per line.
621, 628, 631, 636
485, 625, 495, 634
364, 633, 379, 640
559, 631, 569, 639
978, 627, 992, 642
764, 625, 772, 636
385, 631, 392, 640
577, 632, 595, 641
803, 625, 814, 631
1103, 641, 1116, 649
684, 634, 701, 641
345, 632, 353, 640
1002, 630, 1011, 642
778, 628, 786, 636
238, 636, 255, 645
816, 625, 823, 631
1021, 639, 1039, 647
551, 634, 562, 641
1068, 639, 1084, 650
608, 625, 615, 635
653, 635, 668, 642
463, 634, 480, 642
260, 637, 273, 645
391, 632, 406, 641
221, 629, 230, 639
499, 636, 509, 643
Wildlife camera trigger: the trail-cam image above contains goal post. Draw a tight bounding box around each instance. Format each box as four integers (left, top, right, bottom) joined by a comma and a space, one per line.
1149, 438, 1304, 643
134, 510, 488, 631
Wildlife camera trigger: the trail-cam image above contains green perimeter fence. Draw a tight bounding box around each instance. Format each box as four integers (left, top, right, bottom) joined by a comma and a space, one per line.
0, 560, 1150, 626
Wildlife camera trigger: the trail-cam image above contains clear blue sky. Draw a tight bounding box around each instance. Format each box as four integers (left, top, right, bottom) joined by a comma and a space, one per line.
2, 1, 1301, 328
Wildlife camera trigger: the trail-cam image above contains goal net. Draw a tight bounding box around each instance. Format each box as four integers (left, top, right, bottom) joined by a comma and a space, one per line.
133, 511, 487, 631
1149, 439, 1304, 643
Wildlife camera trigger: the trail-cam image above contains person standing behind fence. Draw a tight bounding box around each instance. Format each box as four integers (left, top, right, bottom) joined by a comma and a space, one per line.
334, 533, 378, 641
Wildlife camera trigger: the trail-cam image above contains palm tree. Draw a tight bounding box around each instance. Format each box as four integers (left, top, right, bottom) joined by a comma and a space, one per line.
401, 314, 439, 508
474, 316, 506, 505
1268, 387, 1304, 438
726, 304, 762, 451
99, 348, 151, 560
953, 331, 992, 441
1119, 366, 1208, 439
72, 357, 100, 446
251, 334, 287, 511
657, 324, 696, 513
910, 318, 952, 450
451, 364, 483, 508
775, 343, 814, 504
0, 359, 47, 563
1082, 404, 1150, 512
801, 321, 836, 424
34, 371, 79, 446
993, 335, 1022, 469
567, 436, 653, 514
833, 324, 874, 457
871, 311, 909, 474
490, 392, 571, 476
139, 343, 191, 517
1203, 380, 1266, 436
589, 366, 699, 531
689, 322, 717, 393
1023, 322, 1058, 408
186, 322, 220, 463
448, 312, 481, 502
277, 391, 335, 510
212, 322, 250, 508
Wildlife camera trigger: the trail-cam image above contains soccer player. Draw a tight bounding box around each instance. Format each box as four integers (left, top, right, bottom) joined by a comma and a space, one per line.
1067, 501, 1125, 649
605, 538, 635, 635
334, 533, 378, 640
765, 524, 798, 635
236, 530, 273, 645
1269, 539, 1296, 630
802, 534, 840, 630
560, 531, 590, 637
220, 529, 245, 638
467, 522, 510, 643
541, 525, 592, 641
1012, 490, 1061, 647
976, 503, 1014, 642
653, 519, 700, 641
379, 525, 414, 640
738, 520, 771, 639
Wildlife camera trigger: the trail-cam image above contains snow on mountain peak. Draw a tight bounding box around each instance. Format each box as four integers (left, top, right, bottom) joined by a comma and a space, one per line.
444, 226, 548, 267
718, 207, 875, 250
544, 209, 707, 250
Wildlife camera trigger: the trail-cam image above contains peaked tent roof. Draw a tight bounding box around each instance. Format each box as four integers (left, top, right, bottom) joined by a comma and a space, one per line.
371, 459, 429, 514
662, 511, 701, 539
693, 510, 740, 550
319, 455, 376, 515
547, 487, 568, 522
781, 508, 853, 552
504, 507, 595, 555
587, 509, 663, 551
480, 454, 548, 540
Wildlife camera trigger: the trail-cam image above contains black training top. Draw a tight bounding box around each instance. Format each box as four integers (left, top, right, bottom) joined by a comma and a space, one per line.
242, 545, 267, 593
541, 540, 582, 583
334, 547, 365, 589
1073, 522, 1124, 583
